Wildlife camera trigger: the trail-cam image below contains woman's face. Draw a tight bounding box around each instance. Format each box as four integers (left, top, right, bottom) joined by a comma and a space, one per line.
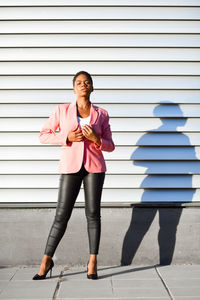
73, 74, 93, 97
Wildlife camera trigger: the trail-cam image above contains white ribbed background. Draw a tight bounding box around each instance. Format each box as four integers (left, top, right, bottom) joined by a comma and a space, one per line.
0, 0, 200, 204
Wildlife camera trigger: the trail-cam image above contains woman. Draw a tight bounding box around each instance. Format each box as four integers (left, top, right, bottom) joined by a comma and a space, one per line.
32, 71, 115, 280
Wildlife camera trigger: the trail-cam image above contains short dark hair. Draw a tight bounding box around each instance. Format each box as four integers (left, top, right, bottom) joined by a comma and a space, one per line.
72, 70, 93, 89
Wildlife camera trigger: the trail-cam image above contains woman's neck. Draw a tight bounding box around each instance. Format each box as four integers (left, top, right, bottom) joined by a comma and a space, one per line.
76, 97, 91, 109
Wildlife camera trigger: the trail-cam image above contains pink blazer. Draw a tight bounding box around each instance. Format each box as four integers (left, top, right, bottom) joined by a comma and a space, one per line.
39, 101, 115, 173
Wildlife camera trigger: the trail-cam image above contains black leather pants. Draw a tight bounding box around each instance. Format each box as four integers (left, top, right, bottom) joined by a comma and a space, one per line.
44, 163, 105, 257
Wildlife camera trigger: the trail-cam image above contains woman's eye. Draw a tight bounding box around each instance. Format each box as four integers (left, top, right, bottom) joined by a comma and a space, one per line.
76, 81, 90, 85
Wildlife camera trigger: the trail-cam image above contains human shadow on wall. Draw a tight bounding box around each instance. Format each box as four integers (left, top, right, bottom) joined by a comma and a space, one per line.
121, 101, 197, 265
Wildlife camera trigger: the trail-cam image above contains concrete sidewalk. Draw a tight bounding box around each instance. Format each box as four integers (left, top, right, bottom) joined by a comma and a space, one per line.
0, 264, 200, 300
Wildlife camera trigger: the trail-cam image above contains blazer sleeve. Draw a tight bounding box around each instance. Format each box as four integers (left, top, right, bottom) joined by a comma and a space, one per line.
94, 111, 115, 152
39, 104, 71, 146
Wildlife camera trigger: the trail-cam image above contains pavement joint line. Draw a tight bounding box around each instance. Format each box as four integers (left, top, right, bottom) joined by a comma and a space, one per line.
9, 267, 19, 281
52, 265, 67, 300
110, 275, 114, 297
155, 266, 174, 300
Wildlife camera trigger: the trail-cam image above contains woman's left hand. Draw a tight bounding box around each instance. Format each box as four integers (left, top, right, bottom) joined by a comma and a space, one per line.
82, 124, 101, 146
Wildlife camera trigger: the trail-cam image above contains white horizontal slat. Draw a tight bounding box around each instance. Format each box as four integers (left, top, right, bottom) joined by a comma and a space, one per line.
0, 146, 199, 160
0, 90, 200, 104
1, 188, 199, 203
110, 118, 200, 132
1, 117, 200, 132
1, 62, 200, 75
0, 34, 200, 47
130, 147, 199, 160
0, 174, 199, 188
0, 76, 199, 89
1, 103, 200, 117
0, 160, 200, 174
0, 7, 200, 20
1, 48, 200, 62
0, 146, 62, 159
0, 0, 199, 6
1, 132, 200, 146
119, 133, 200, 146
1, 21, 200, 34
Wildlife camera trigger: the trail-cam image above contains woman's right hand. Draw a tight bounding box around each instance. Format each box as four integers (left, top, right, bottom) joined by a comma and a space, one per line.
67, 125, 84, 142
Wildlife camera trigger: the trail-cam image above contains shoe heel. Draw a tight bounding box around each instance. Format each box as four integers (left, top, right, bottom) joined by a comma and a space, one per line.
50, 267, 52, 278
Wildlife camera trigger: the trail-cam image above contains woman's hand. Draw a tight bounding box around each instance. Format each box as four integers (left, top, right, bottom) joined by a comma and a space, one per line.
67, 125, 84, 142
82, 124, 101, 146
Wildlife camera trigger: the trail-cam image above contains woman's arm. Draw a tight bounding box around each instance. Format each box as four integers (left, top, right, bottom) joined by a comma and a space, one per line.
39, 104, 71, 146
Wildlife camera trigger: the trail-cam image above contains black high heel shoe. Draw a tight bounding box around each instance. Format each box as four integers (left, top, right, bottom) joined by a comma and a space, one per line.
87, 260, 98, 280
32, 259, 54, 280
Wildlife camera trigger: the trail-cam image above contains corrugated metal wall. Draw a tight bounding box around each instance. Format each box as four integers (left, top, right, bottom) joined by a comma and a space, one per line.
0, 0, 200, 204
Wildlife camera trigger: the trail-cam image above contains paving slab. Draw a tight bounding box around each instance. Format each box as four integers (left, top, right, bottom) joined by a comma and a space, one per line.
112, 278, 165, 288
58, 279, 113, 299
113, 287, 170, 298
170, 287, 200, 297
174, 296, 200, 300
0, 280, 58, 299
157, 265, 200, 278
157, 265, 200, 299
0, 281, 10, 296
163, 278, 200, 288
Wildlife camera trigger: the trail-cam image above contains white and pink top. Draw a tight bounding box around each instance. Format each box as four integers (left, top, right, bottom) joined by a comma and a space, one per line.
77, 115, 91, 128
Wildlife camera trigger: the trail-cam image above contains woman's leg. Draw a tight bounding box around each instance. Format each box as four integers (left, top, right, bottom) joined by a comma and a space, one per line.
44, 171, 83, 257
36, 166, 86, 276
83, 171, 105, 255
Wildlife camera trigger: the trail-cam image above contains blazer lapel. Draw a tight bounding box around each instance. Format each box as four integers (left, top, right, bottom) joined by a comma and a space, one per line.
67, 100, 79, 129
89, 103, 99, 126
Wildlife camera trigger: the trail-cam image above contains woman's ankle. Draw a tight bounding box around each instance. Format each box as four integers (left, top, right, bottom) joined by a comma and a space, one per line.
42, 255, 52, 263
89, 255, 97, 263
